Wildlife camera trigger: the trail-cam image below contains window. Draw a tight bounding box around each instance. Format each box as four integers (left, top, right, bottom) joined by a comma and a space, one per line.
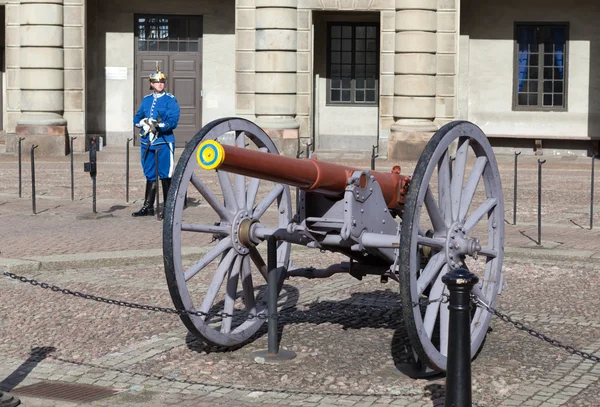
328, 23, 379, 105
135, 15, 202, 52
514, 23, 568, 111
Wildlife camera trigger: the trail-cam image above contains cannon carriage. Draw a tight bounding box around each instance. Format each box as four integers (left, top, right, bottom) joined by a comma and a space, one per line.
162, 117, 504, 375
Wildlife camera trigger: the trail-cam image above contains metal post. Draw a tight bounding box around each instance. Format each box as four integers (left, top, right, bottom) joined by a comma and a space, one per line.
513, 151, 521, 225
0, 390, 21, 407
371, 145, 379, 171
18, 137, 25, 198
91, 140, 97, 214
155, 148, 161, 220
30, 145, 38, 215
70, 136, 77, 201
266, 236, 279, 354
306, 142, 312, 159
443, 268, 479, 407
591, 155, 595, 230
183, 142, 188, 209
126, 138, 132, 203
250, 236, 296, 362
537, 159, 546, 246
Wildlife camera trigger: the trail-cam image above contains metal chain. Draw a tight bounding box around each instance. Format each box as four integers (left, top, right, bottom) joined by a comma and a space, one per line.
5, 270, 598, 364
2, 271, 446, 321
472, 295, 600, 363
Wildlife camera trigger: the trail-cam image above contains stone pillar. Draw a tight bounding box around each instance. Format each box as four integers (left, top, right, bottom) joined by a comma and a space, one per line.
295, 7, 311, 143
236, 0, 256, 122
255, 0, 299, 152
389, 0, 438, 161
16, 0, 68, 156
5, 0, 21, 139
63, 0, 86, 152
435, 0, 457, 127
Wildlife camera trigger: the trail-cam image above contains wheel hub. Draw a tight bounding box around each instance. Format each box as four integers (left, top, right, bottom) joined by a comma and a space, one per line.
445, 222, 481, 269
231, 211, 258, 255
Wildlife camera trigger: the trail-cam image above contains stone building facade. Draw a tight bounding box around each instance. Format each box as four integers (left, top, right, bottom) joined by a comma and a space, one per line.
0, 0, 598, 157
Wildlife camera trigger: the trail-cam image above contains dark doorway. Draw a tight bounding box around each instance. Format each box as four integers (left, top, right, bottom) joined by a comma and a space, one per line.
134, 15, 203, 147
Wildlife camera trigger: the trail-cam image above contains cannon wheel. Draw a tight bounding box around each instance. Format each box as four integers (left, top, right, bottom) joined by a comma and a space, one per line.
163, 117, 292, 348
399, 121, 504, 374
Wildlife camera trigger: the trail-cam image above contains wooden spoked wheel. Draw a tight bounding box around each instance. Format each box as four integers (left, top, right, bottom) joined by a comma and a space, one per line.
399, 121, 504, 373
163, 118, 292, 347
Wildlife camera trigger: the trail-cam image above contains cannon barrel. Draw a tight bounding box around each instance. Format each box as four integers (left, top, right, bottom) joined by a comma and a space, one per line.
197, 140, 410, 209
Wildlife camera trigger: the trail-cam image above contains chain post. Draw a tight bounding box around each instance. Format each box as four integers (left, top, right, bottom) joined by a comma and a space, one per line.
266, 236, 279, 354
18, 137, 25, 198
30, 144, 38, 214
126, 138, 132, 203
443, 268, 478, 407
70, 136, 77, 201
591, 154, 595, 230
91, 138, 97, 213
537, 159, 546, 245
155, 148, 161, 221
371, 145, 379, 171
513, 151, 521, 225
183, 141, 189, 209
250, 236, 296, 362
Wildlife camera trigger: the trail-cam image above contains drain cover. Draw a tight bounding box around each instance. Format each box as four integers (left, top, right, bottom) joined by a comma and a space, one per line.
11, 381, 120, 402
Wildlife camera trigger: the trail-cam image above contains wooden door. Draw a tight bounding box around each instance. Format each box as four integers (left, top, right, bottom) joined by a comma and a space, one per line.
134, 15, 203, 147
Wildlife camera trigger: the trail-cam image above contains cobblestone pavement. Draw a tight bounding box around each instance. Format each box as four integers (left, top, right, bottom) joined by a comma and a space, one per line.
1, 144, 600, 406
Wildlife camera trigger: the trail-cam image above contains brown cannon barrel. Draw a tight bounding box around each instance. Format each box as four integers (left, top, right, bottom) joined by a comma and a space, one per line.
197, 140, 410, 209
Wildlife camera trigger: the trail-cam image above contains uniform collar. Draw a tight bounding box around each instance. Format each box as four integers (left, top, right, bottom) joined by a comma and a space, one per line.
153, 91, 166, 99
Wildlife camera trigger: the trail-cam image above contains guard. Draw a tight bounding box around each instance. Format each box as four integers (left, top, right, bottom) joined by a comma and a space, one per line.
132, 64, 180, 218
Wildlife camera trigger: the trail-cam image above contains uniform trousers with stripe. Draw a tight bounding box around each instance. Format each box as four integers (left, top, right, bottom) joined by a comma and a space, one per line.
141, 141, 174, 181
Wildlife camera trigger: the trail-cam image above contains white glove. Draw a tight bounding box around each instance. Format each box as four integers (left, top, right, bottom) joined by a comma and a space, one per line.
137, 118, 149, 128
142, 124, 151, 134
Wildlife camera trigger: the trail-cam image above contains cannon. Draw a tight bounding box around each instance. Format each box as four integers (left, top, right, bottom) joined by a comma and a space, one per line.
162, 117, 504, 375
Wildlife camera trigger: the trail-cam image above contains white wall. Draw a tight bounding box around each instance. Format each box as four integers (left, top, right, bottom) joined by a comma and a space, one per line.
460, 0, 600, 139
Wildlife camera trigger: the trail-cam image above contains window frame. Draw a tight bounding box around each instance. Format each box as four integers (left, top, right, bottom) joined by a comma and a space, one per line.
512, 22, 569, 112
326, 22, 380, 106
134, 14, 202, 53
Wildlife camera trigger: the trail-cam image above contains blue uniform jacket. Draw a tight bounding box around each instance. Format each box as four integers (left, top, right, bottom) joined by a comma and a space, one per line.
133, 92, 180, 146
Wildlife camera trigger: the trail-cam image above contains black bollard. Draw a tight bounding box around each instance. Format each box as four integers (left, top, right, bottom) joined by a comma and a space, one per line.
513, 151, 521, 225
591, 155, 596, 230
443, 268, 479, 407
70, 136, 77, 201
30, 144, 38, 215
126, 138, 132, 203
0, 390, 21, 407
371, 144, 379, 171
250, 236, 296, 362
537, 159, 546, 245
306, 142, 312, 159
155, 148, 161, 220
18, 137, 25, 198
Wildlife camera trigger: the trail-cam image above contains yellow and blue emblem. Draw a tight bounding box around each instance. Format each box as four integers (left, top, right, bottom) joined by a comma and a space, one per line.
196, 140, 225, 170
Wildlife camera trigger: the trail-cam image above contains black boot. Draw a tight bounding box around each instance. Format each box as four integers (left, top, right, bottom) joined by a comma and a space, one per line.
158, 178, 172, 219
132, 181, 156, 217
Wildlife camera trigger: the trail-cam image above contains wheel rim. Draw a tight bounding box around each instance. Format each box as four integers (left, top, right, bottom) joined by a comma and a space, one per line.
163, 117, 292, 347
399, 121, 504, 372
